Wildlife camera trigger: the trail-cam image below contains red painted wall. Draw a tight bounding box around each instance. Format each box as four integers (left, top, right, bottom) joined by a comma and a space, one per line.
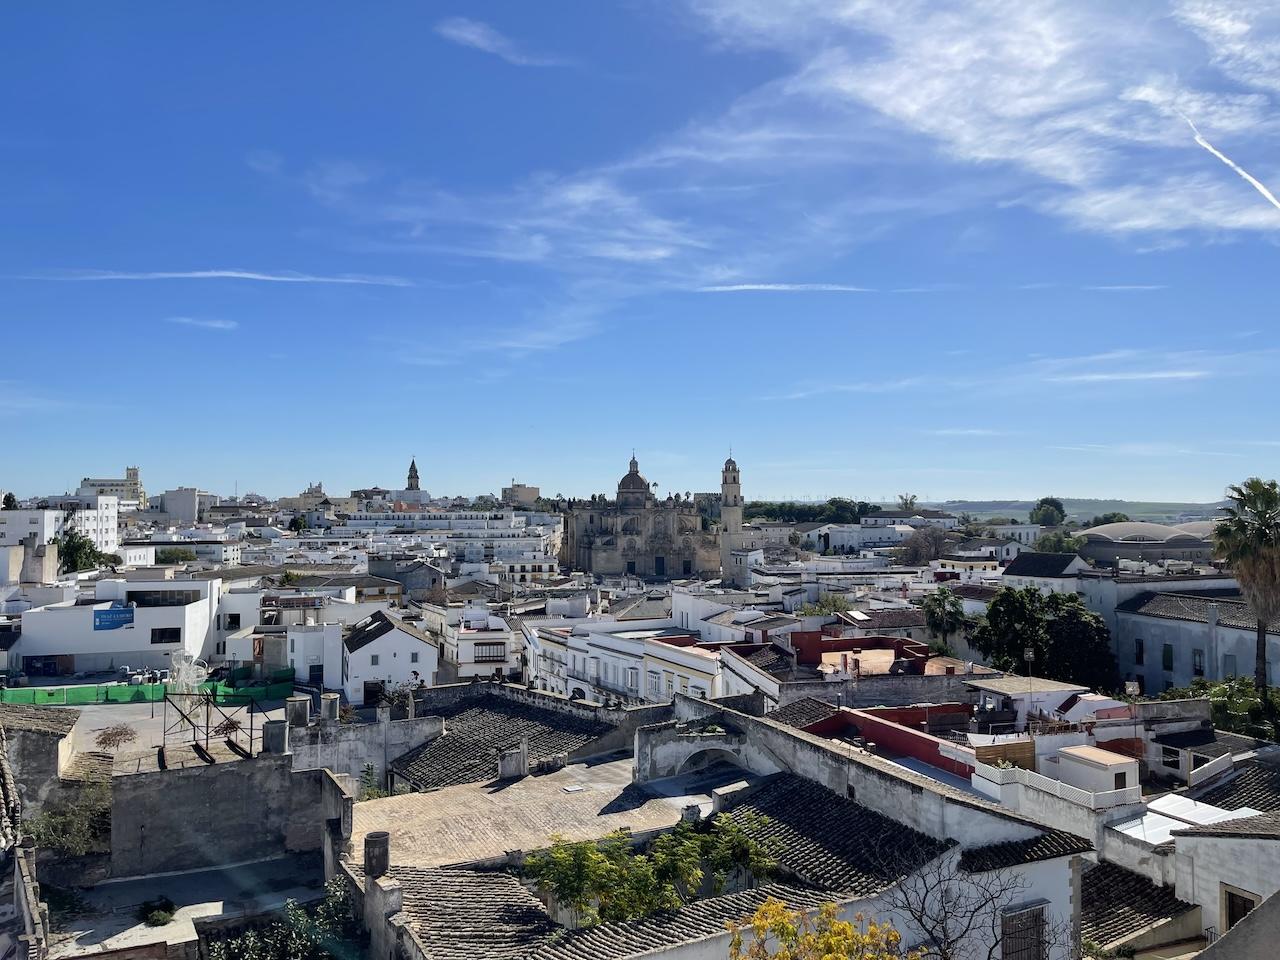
847, 709, 975, 777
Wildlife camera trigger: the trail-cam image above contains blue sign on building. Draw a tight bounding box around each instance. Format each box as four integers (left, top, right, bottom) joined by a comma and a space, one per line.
93, 607, 135, 631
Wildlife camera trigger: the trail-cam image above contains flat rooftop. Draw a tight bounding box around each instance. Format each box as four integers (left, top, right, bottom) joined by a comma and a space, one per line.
352, 757, 759, 869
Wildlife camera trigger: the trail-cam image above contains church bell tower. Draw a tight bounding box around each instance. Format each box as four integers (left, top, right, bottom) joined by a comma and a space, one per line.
406, 458, 420, 492
720, 456, 743, 586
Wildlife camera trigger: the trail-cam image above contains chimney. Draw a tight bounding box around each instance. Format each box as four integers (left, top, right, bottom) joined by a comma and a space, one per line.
364, 831, 390, 879
262, 719, 290, 755
319, 692, 340, 721
1207, 603, 1219, 628
285, 694, 311, 728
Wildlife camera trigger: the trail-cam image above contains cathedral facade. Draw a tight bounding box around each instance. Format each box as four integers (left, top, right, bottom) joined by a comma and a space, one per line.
561, 456, 721, 580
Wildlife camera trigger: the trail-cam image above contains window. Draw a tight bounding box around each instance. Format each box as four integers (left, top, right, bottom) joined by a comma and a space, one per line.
1193, 649, 1205, 677
1134, 638, 1144, 665
371, 654, 380, 666
290, 637, 295, 653
150, 627, 181, 644
1114, 771, 1127, 790
474, 642, 507, 663
215, 641, 225, 656
1162, 746, 1181, 768
1001, 904, 1046, 960
410, 651, 419, 664
226, 613, 241, 630
1162, 643, 1174, 672
1224, 885, 1260, 931
1224, 653, 1238, 677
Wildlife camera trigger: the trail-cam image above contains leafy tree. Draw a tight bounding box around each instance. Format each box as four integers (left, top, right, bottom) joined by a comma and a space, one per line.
1089, 512, 1130, 527
799, 593, 851, 616
970, 587, 1117, 691
1032, 531, 1082, 554
743, 500, 880, 525
206, 879, 362, 960
288, 515, 307, 532
1213, 477, 1280, 693
51, 528, 112, 573
898, 527, 948, 565
787, 531, 802, 548
525, 815, 776, 927
1028, 496, 1065, 527
1160, 677, 1280, 739
2, 492, 16, 510
922, 588, 965, 651
358, 762, 387, 800
728, 899, 916, 960
26, 781, 111, 856
896, 493, 919, 512
156, 547, 198, 564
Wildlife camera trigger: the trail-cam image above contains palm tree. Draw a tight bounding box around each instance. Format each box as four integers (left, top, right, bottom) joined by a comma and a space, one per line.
922, 587, 966, 654
1214, 478, 1280, 692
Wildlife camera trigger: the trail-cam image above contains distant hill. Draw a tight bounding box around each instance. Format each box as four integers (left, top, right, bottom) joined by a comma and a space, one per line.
928, 498, 1227, 524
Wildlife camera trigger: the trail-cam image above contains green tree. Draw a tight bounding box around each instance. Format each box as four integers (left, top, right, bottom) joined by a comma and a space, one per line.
1089, 512, 1130, 527
896, 493, 918, 512
52, 528, 110, 573
1213, 477, 1280, 693
922, 588, 965, 651
1029, 496, 1066, 527
206, 879, 361, 960
799, 593, 851, 616
1, 492, 16, 510
156, 547, 198, 564
970, 587, 1117, 691
898, 526, 948, 565
27, 781, 112, 856
728, 899, 916, 960
288, 515, 307, 532
1160, 677, 1279, 739
1032, 531, 1083, 554
358, 762, 387, 800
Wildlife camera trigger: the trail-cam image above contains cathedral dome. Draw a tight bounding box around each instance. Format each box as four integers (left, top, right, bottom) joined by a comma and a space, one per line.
724, 456, 738, 471
618, 455, 650, 494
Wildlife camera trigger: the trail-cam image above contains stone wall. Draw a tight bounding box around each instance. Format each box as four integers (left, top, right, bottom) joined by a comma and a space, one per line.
109, 754, 330, 878
289, 715, 445, 782
3, 729, 70, 818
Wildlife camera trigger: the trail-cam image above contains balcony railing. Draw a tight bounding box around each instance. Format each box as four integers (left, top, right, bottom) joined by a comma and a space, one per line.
1188, 752, 1233, 787
972, 760, 1142, 810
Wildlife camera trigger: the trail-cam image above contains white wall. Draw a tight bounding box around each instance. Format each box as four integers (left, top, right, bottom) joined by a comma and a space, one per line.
1176, 835, 1280, 935
342, 628, 439, 704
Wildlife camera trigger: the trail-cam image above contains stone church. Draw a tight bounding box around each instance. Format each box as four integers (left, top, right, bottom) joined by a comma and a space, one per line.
561, 455, 721, 580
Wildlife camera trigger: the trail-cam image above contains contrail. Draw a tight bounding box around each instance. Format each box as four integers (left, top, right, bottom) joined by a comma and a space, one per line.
1181, 113, 1280, 213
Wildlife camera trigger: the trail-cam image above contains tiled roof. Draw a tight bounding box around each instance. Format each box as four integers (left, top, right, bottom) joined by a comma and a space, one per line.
0, 703, 80, 736
959, 829, 1092, 873
343, 610, 437, 653
529, 883, 831, 960
738, 644, 796, 678
390, 694, 615, 791
853, 608, 926, 630
392, 867, 557, 960
766, 698, 839, 730
720, 775, 951, 897
949, 583, 1000, 601
611, 594, 672, 621
1001, 552, 1081, 578
1194, 758, 1280, 811
1153, 728, 1270, 759
1172, 810, 1280, 839
1080, 861, 1195, 948
1116, 592, 1280, 635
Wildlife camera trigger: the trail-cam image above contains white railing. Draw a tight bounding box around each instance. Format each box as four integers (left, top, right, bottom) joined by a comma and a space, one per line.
1188, 752, 1233, 787
972, 760, 1142, 810
938, 740, 977, 765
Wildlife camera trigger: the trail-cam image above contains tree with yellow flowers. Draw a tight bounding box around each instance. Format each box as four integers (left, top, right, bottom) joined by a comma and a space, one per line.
727, 898, 919, 960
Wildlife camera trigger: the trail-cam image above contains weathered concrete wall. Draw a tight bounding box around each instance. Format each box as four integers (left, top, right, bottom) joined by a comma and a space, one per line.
1101, 826, 1176, 886
4, 728, 67, 817
289, 715, 444, 782
109, 755, 328, 878
775, 672, 988, 709
1198, 888, 1280, 960
1176, 834, 1280, 935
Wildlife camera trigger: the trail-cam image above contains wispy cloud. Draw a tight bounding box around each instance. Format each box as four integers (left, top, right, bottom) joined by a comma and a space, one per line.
1081, 284, 1167, 291
1051, 441, 1244, 457
923, 427, 1006, 437
767, 378, 924, 402
27, 269, 412, 287
434, 17, 565, 67
1046, 369, 1208, 383
697, 282, 872, 293
166, 317, 238, 331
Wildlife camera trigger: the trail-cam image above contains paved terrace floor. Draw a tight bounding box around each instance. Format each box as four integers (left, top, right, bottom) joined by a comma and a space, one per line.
351, 757, 760, 869
47, 853, 323, 958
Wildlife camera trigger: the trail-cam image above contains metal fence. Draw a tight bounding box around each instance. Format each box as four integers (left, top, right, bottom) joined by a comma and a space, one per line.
0, 677, 294, 706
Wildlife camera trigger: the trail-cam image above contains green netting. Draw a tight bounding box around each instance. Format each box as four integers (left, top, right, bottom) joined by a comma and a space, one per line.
230, 665, 254, 682
268, 667, 294, 683
1, 678, 291, 706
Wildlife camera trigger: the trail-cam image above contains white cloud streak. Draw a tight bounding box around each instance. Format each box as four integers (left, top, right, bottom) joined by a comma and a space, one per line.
28, 269, 412, 287
434, 17, 565, 67
1046, 369, 1208, 383
166, 317, 238, 331
1182, 113, 1280, 213
697, 282, 873, 292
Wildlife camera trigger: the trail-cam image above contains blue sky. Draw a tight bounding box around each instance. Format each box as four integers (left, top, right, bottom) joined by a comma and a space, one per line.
3, 1, 1279, 503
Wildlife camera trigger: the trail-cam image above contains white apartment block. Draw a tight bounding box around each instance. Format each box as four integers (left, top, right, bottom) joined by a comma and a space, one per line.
0, 495, 119, 555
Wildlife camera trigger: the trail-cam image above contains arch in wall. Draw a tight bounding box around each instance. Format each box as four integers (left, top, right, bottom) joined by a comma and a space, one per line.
568, 686, 588, 701
676, 747, 744, 776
